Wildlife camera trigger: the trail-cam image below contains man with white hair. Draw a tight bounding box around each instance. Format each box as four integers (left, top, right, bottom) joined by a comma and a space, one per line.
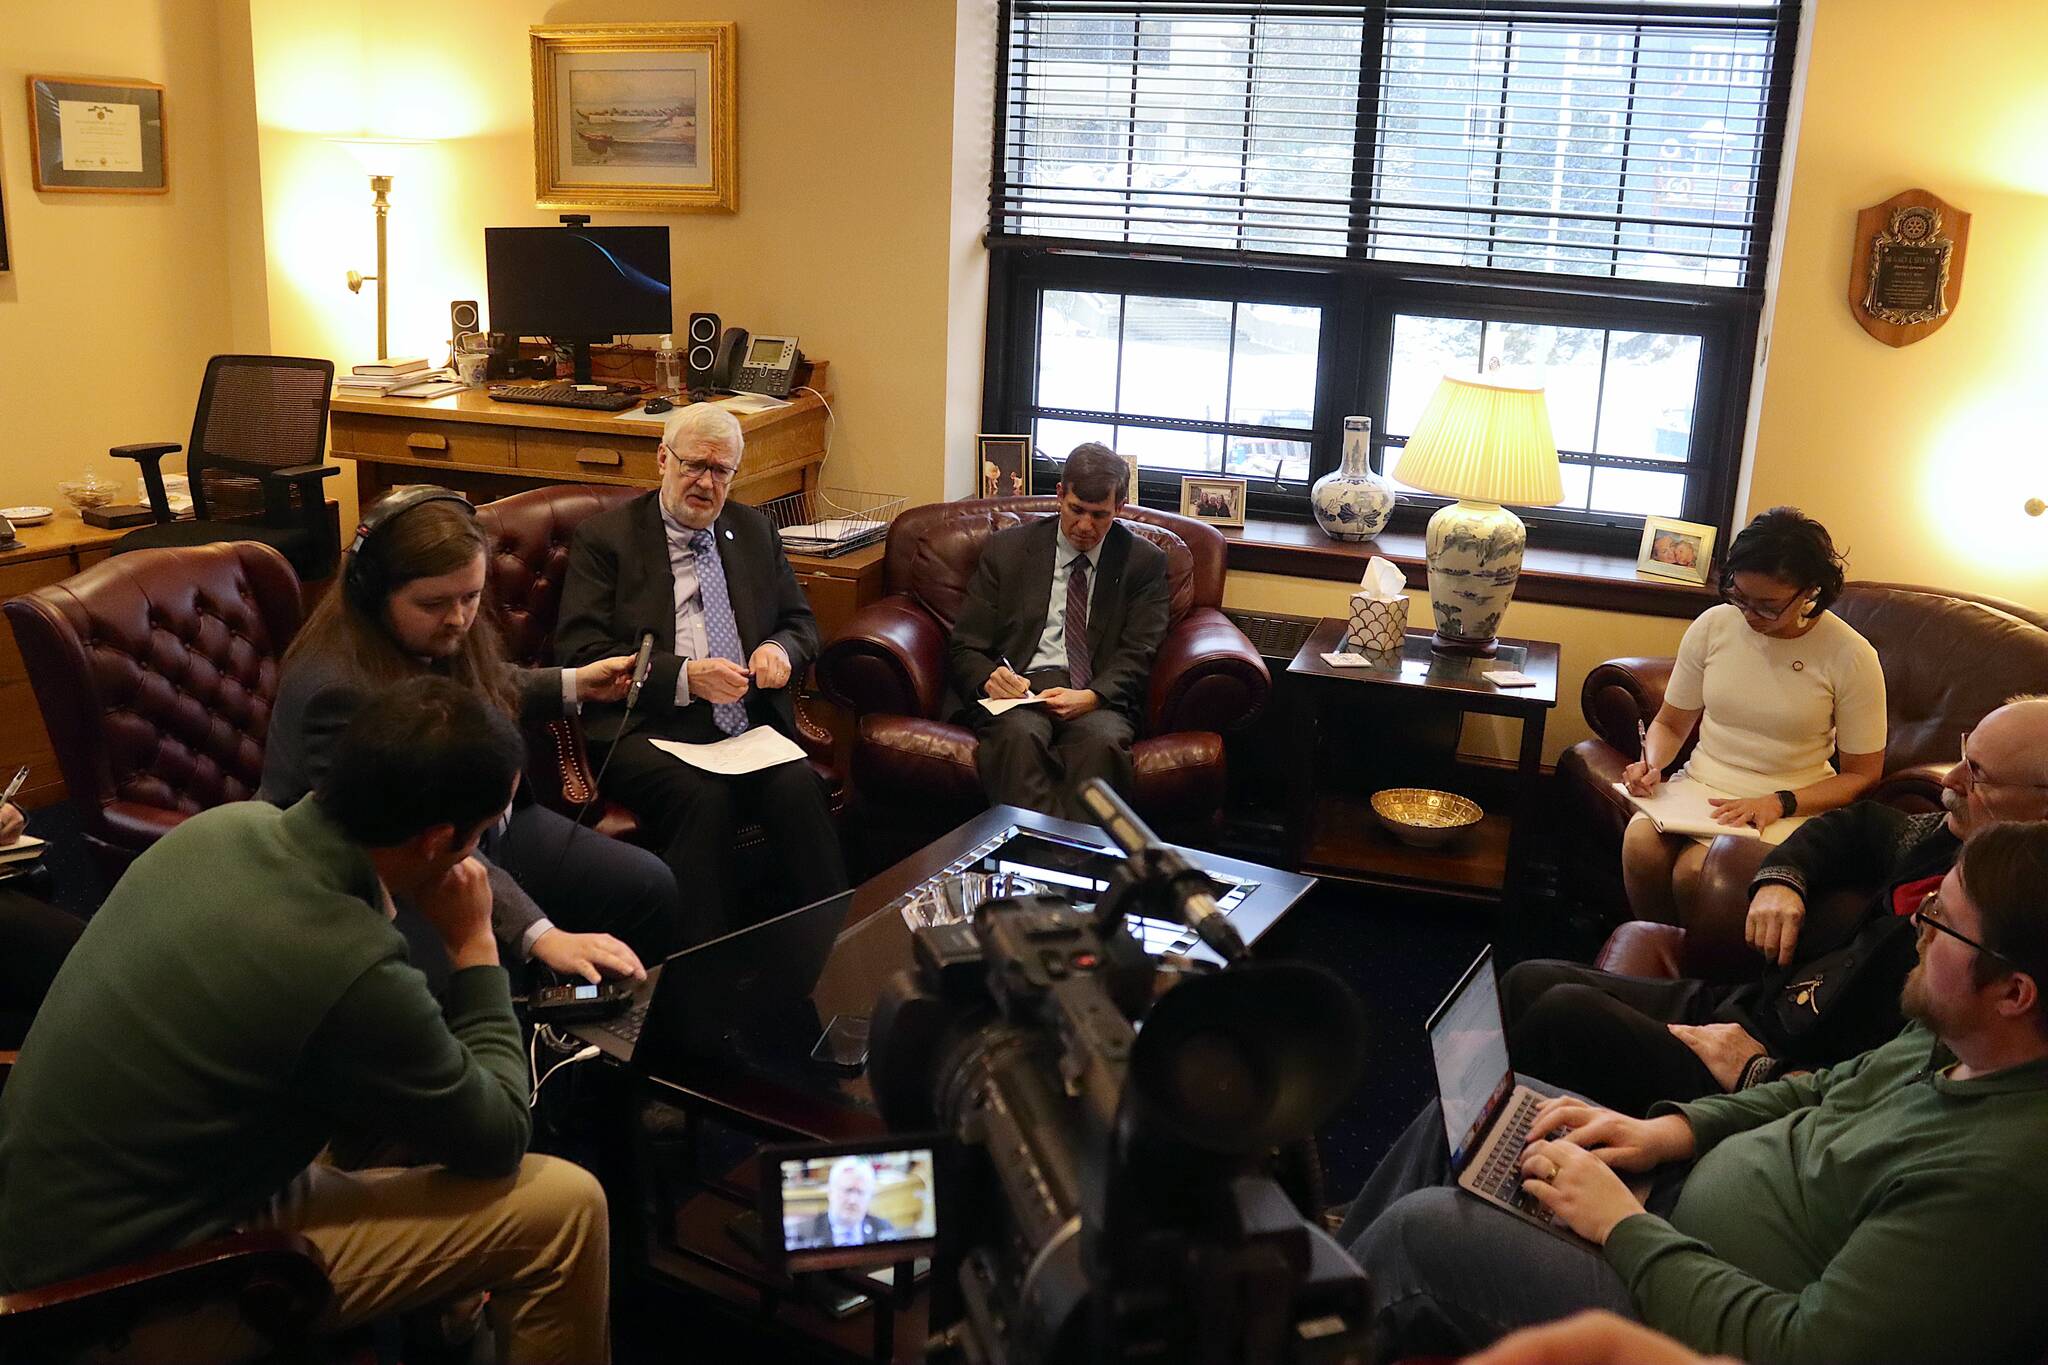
797, 1156, 893, 1249
557, 403, 846, 936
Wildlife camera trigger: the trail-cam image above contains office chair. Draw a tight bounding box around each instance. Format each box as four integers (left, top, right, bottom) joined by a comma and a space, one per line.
111, 355, 341, 583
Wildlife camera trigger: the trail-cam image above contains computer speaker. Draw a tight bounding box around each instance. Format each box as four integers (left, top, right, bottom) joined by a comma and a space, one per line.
686, 312, 720, 391
450, 299, 481, 344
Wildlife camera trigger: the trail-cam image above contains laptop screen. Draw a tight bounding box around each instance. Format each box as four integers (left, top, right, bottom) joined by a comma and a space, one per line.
1427, 950, 1516, 1172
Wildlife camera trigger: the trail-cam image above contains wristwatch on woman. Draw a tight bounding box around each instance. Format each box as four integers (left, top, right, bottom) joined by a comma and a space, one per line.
1774, 789, 1799, 819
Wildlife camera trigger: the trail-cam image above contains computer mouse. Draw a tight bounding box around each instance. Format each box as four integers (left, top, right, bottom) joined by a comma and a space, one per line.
644, 397, 675, 414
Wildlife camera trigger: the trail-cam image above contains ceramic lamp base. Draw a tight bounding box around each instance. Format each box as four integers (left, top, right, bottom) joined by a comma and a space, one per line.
1423, 498, 1527, 654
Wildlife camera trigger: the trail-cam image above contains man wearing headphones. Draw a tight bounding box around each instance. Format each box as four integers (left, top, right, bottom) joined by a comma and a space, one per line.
260, 486, 692, 979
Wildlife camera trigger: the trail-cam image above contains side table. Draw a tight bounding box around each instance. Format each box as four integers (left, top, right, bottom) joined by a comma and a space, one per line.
0, 519, 126, 810
1285, 618, 1560, 918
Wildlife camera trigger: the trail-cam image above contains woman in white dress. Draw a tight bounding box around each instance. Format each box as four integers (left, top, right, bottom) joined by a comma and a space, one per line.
1619, 508, 1887, 926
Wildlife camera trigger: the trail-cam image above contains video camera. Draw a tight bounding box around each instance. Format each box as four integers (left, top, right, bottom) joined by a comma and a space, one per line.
861, 781, 1373, 1364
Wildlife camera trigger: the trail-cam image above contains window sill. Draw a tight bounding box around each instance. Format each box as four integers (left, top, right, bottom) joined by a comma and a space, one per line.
1217, 519, 1718, 620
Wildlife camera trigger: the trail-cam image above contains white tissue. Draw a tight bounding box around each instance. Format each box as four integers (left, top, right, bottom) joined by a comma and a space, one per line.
1357, 555, 1404, 600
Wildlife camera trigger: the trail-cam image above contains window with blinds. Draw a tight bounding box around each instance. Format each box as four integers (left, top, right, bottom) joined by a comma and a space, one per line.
996, 1, 1794, 288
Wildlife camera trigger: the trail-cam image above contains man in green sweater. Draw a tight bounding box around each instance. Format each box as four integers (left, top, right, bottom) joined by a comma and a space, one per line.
1346, 819, 2048, 1365
0, 677, 610, 1364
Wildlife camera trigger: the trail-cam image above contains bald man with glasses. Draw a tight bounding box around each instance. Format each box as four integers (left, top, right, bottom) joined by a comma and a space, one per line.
556, 404, 847, 936
1500, 695, 2048, 1117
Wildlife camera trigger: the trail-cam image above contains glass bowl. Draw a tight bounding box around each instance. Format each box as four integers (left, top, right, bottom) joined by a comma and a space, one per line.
1371, 788, 1483, 849
57, 474, 119, 514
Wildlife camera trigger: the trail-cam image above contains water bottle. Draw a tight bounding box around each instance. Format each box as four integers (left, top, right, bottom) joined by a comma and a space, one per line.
655, 335, 683, 394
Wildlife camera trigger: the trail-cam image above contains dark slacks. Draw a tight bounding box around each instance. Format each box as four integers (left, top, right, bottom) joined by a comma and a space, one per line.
971, 666, 1136, 821
0, 889, 85, 1049
1501, 959, 1724, 1117
602, 735, 846, 940
1337, 1079, 1683, 1360
489, 802, 693, 960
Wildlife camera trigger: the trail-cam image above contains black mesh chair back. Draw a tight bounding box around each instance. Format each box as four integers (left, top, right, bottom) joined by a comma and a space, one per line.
113, 355, 342, 583
188, 356, 335, 520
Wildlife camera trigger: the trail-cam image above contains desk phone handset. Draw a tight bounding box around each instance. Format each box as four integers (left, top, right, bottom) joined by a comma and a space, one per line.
710, 326, 802, 399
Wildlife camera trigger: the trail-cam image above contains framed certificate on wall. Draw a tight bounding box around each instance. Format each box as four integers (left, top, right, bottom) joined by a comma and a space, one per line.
27, 75, 167, 194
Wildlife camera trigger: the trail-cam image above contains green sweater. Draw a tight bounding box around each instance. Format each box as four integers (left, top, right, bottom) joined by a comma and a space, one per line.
0, 799, 531, 1292
1603, 1023, 2048, 1365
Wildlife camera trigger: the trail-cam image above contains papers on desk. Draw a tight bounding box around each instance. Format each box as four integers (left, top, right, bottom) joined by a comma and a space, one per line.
649, 728, 806, 775
714, 392, 791, 415
1610, 772, 1811, 845
385, 374, 466, 399
617, 405, 671, 423
978, 695, 1046, 716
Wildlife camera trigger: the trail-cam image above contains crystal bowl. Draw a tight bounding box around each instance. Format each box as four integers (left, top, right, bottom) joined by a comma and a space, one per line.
57, 475, 118, 514
1371, 787, 1483, 849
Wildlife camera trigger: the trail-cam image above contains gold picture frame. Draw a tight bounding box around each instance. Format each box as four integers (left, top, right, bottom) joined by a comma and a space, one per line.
26, 75, 167, 194
531, 22, 736, 214
1635, 515, 1718, 586
1180, 476, 1248, 529
977, 434, 1033, 500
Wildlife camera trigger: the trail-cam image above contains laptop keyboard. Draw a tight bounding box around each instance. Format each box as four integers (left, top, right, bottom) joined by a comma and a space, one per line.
1475, 1094, 1556, 1223
611, 999, 652, 1045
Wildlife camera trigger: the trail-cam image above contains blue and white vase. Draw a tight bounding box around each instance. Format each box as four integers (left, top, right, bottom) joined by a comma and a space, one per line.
1311, 416, 1395, 541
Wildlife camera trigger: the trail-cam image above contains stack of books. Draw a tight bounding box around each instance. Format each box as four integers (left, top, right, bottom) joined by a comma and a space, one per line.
337, 358, 433, 394
0, 833, 47, 882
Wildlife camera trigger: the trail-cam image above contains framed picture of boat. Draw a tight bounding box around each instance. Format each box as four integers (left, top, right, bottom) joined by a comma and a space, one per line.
532, 22, 737, 213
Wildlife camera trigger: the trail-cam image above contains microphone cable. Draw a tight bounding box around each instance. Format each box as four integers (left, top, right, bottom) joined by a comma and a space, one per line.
543, 631, 657, 893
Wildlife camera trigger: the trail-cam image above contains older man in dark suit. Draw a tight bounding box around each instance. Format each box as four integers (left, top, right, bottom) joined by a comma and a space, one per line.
556, 404, 846, 936
950, 443, 1172, 820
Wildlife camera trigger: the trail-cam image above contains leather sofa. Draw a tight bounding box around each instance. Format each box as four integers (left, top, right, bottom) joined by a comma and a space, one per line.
814, 497, 1270, 861
1556, 580, 2048, 927
3, 542, 303, 880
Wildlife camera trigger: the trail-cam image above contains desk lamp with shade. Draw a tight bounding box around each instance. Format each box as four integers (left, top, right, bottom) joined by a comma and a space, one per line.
328, 135, 430, 361
1391, 373, 1563, 656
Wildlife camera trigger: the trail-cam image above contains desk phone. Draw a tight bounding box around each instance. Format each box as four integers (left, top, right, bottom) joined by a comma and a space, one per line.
734, 333, 801, 398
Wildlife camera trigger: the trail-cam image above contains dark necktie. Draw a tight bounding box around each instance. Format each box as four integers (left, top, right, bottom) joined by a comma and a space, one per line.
1065, 556, 1092, 689
689, 528, 749, 737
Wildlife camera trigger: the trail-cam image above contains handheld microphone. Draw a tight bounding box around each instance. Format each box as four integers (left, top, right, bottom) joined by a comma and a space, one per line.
1078, 779, 1247, 962
625, 631, 657, 708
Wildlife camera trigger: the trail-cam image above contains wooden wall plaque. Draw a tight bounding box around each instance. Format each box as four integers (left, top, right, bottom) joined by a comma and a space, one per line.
1848, 188, 1969, 347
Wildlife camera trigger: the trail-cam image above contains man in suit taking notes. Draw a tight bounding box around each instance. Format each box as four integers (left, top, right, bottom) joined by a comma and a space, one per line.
950, 443, 1171, 821
556, 403, 846, 936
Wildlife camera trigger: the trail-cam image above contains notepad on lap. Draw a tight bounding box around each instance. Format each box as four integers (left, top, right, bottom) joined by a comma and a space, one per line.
0, 835, 48, 866
1610, 773, 1810, 845
979, 695, 1045, 715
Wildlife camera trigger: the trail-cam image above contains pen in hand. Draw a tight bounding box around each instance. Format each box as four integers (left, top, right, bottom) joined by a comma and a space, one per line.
1630, 720, 1656, 795
0, 766, 26, 810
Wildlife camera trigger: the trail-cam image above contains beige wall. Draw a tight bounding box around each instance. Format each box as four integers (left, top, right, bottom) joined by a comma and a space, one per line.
0, 0, 268, 509
245, 0, 992, 531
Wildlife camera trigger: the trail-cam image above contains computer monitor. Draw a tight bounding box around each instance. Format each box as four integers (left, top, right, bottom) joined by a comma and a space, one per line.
484, 225, 672, 381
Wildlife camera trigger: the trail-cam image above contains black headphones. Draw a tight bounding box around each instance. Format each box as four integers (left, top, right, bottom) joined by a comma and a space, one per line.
343, 485, 476, 611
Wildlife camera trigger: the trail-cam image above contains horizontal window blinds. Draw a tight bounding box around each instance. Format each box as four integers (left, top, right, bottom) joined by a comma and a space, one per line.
996, 1, 1793, 286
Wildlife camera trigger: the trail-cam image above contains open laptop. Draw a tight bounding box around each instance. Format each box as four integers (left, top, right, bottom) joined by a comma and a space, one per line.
568, 889, 855, 1072
1427, 947, 1645, 1238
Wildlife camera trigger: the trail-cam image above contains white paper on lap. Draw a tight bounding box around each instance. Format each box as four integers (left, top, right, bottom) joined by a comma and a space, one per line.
649, 728, 805, 775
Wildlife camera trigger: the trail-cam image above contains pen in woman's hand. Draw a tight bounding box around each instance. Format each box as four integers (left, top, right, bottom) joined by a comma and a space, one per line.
0, 765, 26, 809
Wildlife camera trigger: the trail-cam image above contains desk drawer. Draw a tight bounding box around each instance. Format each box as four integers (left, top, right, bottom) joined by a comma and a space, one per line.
515, 428, 660, 484
332, 414, 515, 470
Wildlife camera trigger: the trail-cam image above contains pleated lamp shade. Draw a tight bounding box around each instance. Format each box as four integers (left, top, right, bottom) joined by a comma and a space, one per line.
1392, 374, 1563, 507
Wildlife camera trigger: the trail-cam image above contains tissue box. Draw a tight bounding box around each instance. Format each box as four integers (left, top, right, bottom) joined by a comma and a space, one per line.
1347, 592, 1409, 653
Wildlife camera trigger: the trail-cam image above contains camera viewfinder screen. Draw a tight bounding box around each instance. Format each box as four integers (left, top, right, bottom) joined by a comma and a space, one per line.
777, 1147, 937, 1269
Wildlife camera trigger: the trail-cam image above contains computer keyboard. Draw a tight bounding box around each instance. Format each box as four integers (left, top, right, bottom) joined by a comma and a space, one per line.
488, 383, 642, 412
1477, 1094, 1556, 1222
612, 1000, 652, 1044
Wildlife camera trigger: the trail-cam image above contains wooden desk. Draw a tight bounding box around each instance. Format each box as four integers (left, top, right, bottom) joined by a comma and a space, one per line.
331, 386, 833, 509
0, 519, 126, 810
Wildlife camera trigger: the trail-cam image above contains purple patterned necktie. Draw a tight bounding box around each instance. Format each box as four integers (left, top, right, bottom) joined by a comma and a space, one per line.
1065, 556, 1092, 689
689, 528, 749, 736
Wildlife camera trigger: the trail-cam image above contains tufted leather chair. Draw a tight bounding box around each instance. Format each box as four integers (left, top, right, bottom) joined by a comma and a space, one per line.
4, 542, 303, 881
814, 497, 1270, 859
473, 484, 839, 848
1555, 581, 2048, 926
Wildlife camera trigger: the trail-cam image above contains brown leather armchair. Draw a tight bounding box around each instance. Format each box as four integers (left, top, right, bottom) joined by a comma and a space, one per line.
3, 542, 304, 881
473, 483, 839, 848
815, 498, 1270, 859
1556, 580, 2048, 925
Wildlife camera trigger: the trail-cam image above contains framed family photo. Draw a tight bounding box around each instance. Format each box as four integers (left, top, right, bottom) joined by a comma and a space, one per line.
26, 75, 167, 194
532, 22, 737, 213
1635, 515, 1718, 585
1179, 475, 1247, 528
978, 434, 1032, 499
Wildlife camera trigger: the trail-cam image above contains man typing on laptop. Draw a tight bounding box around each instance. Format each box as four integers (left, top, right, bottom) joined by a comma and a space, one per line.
1336, 820, 2048, 1365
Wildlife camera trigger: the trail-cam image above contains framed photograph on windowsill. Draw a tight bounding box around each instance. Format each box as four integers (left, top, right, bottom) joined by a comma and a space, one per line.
977, 434, 1032, 500
1179, 475, 1248, 529
532, 22, 737, 213
1635, 515, 1717, 586
26, 75, 167, 194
